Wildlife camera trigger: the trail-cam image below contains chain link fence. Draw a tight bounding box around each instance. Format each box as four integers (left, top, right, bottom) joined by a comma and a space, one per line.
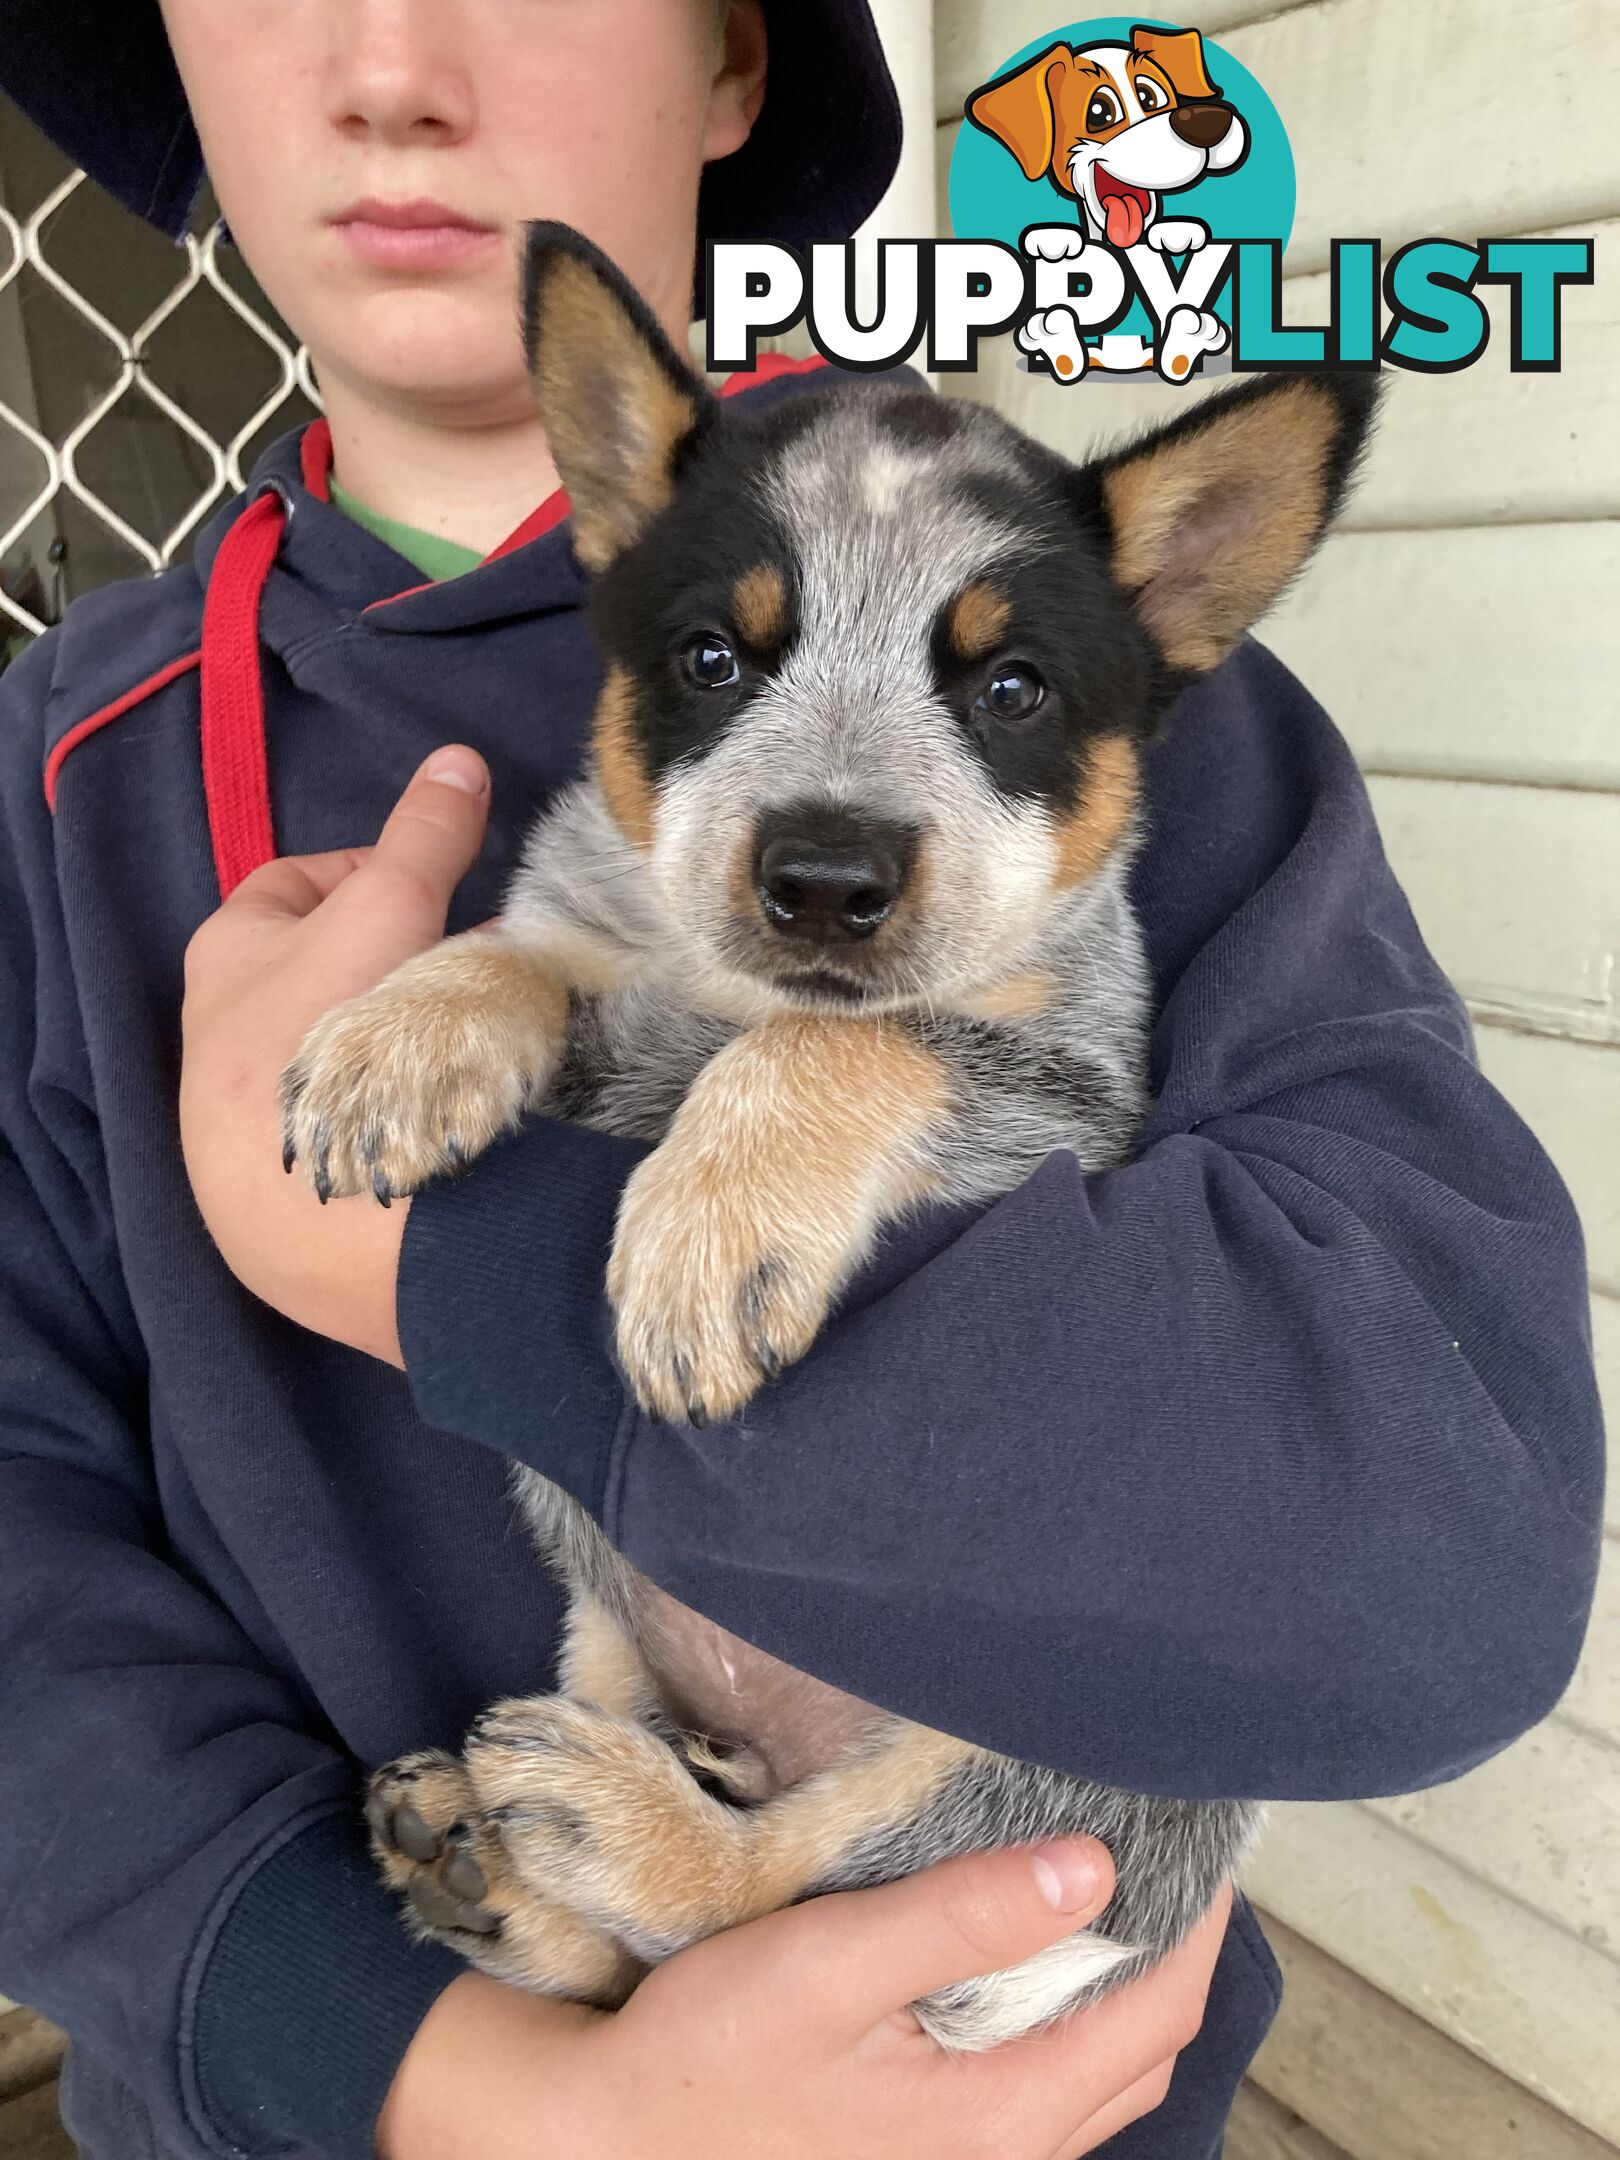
0, 97, 320, 665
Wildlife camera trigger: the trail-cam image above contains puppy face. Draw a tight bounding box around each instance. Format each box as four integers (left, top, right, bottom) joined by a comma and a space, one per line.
968, 28, 1248, 247
521, 223, 1376, 1017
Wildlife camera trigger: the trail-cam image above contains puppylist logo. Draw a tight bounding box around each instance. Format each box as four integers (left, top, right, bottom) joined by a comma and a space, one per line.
705, 17, 1594, 385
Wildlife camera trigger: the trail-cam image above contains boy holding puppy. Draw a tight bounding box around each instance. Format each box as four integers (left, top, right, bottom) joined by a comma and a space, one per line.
0, 3, 1601, 2157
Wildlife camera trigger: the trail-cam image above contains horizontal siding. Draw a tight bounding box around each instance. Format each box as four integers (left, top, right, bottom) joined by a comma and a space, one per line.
1594, 1295, 1620, 1535
1243, 1915, 1620, 2160
1262, 524, 1620, 792
1366, 1720, 1619, 1948
934, 0, 1313, 117
1242, 1801, 1620, 2139
934, 0, 1620, 274
1363, 776, 1618, 1044
927, 199, 1620, 528
1474, 1029, 1620, 1291
1564, 1540, 1620, 1742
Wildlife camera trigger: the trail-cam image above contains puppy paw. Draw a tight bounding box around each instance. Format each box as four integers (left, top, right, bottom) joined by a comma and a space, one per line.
606, 1148, 842, 1423
279, 934, 567, 1203
465, 1696, 752, 1955
367, 1748, 638, 2001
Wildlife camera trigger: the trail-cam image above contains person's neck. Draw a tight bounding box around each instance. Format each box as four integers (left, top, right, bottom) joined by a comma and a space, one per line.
319, 380, 564, 559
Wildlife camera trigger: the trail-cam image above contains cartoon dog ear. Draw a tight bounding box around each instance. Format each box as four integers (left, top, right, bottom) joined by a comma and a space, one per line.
1130, 25, 1219, 102
1081, 373, 1381, 674
966, 44, 1073, 181
520, 220, 713, 574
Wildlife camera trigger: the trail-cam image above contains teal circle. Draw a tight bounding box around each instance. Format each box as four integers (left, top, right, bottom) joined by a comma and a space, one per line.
948, 18, 1294, 344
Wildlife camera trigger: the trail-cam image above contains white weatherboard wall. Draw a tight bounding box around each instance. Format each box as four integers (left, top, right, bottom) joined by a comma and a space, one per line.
934, 0, 1619, 2144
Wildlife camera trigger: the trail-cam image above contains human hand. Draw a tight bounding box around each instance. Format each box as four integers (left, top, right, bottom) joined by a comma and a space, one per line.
179, 743, 493, 1363
375, 1841, 1232, 2160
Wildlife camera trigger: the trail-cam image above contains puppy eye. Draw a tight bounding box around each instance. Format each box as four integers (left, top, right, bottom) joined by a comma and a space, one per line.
977, 666, 1046, 723
682, 634, 740, 689
1134, 77, 1166, 112
1086, 89, 1121, 130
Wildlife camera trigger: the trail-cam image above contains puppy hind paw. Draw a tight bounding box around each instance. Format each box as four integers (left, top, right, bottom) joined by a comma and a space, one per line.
367, 1752, 508, 1943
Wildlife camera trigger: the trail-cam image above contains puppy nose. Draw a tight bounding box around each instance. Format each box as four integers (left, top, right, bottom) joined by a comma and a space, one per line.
754, 821, 907, 942
1169, 102, 1233, 148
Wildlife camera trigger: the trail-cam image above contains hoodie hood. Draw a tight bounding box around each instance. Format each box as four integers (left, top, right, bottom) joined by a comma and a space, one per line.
183, 354, 892, 897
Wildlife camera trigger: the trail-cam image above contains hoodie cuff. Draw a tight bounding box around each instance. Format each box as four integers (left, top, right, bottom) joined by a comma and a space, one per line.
184, 1811, 464, 2160
395, 1117, 651, 1519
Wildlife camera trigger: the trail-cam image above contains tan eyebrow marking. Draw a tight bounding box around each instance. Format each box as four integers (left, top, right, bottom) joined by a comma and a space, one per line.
946, 580, 1014, 662
731, 563, 789, 649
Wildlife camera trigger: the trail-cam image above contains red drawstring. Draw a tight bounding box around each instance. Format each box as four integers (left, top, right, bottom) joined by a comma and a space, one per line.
199, 487, 284, 899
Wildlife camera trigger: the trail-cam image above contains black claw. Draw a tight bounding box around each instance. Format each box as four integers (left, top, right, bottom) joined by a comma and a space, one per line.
755, 1347, 783, 1383
445, 1136, 469, 1176
685, 1399, 709, 1429
372, 1169, 393, 1208
282, 1136, 296, 1175
390, 1802, 442, 1864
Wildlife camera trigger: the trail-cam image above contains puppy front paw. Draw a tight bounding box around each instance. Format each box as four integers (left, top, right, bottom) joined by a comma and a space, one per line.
606, 1145, 845, 1423
464, 1696, 753, 1957
279, 934, 567, 1203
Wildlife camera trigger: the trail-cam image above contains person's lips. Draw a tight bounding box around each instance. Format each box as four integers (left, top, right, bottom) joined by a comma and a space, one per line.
331, 197, 500, 270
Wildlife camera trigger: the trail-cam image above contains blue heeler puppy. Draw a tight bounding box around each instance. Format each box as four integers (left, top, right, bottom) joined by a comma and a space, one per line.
281, 222, 1378, 2046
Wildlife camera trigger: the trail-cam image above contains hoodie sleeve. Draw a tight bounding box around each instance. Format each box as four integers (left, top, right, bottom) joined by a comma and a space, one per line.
396, 640, 1605, 1802
0, 633, 463, 2160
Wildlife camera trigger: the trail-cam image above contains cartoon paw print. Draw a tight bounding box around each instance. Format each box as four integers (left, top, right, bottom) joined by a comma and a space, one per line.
1144, 219, 1211, 256
1157, 305, 1229, 381
1016, 305, 1090, 383
1021, 225, 1089, 264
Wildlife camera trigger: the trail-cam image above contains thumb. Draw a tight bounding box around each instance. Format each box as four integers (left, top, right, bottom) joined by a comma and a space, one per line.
348, 744, 491, 939
780, 1837, 1117, 2040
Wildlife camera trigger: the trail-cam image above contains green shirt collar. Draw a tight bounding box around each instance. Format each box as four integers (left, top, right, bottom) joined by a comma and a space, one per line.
328, 474, 485, 584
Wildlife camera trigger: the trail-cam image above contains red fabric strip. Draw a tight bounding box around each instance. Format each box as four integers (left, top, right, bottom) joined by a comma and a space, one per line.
199, 490, 284, 897
300, 418, 333, 501
43, 648, 203, 811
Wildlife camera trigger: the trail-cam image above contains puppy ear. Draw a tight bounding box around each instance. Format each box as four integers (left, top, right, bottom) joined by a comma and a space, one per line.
1084, 373, 1380, 674
520, 220, 712, 574
1130, 26, 1219, 102
966, 44, 1072, 182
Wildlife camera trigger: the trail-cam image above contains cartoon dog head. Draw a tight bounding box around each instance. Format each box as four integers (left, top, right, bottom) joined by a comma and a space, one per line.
968, 25, 1248, 247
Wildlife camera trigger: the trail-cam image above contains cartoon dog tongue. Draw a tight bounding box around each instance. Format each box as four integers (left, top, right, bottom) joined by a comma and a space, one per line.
1103, 188, 1146, 248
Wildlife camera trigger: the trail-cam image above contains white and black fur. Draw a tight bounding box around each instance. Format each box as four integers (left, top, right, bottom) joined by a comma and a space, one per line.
281, 223, 1379, 2048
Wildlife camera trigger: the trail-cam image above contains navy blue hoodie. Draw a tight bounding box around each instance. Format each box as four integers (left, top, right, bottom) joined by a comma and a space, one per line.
0, 357, 1604, 2160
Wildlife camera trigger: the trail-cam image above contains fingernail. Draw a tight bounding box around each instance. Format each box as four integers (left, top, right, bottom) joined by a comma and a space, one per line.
422, 746, 487, 795
1030, 1840, 1107, 1914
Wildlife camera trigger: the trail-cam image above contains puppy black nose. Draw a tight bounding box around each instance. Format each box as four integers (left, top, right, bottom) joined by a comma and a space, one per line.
754, 817, 909, 942
1169, 102, 1234, 149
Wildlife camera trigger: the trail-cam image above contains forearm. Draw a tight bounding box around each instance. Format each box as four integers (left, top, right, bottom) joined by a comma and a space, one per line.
390, 1064, 1599, 1801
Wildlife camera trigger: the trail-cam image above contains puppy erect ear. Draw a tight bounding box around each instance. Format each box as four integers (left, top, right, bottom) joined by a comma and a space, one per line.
520, 220, 711, 574
966, 45, 1073, 182
1130, 26, 1219, 102
1085, 373, 1380, 675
